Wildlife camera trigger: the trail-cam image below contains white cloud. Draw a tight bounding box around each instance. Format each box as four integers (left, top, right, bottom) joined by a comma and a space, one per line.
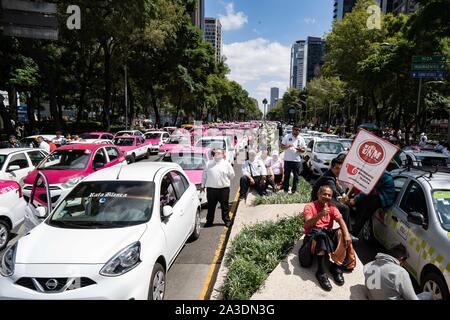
223, 38, 290, 103
218, 3, 248, 31
304, 17, 317, 25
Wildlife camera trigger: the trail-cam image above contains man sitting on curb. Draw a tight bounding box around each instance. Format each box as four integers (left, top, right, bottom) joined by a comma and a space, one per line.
364, 244, 433, 300
239, 149, 267, 200
299, 185, 356, 292
311, 157, 358, 243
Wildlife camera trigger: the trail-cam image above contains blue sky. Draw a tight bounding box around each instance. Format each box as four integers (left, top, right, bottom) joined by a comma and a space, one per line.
205, 0, 334, 110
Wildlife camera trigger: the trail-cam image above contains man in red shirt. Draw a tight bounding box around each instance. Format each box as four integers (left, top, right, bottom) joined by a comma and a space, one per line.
300, 185, 353, 291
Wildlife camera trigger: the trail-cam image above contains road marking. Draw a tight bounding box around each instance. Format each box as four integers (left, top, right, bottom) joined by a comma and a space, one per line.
198, 187, 240, 300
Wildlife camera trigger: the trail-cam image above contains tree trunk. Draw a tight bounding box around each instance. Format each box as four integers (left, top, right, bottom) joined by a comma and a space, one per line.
48, 76, 61, 130
0, 100, 15, 134
101, 41, 112, 131
149, 87, 160, 127
129, 81, 135, 128
7, 87, 18, 122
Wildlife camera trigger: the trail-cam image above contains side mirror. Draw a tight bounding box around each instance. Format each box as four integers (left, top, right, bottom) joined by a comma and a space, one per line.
407, 211, 426, 227
7, 165, 21, 172
93, 162, 105, 170
162, 206, 174, 218
35, 206, 47, 218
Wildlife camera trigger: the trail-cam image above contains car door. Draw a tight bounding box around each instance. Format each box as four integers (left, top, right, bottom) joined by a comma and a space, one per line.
26, 150, 48, 168
373, 176, 409, 248
92, 148, 108, 171
104, 147, 122, 168
4, 152, 31, 184
158, 172, 185, 262
392, 180, 430, 274
169, 170, 195, 241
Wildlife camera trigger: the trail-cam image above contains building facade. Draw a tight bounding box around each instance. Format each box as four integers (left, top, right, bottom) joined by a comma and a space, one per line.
334, 0, 395, 20
191, 0, 205, 31
392, 0, 419, 14
204, 18, 222, 62
269, 87, 279, 111
290, 40, 306, 90
305, 37, 325, 84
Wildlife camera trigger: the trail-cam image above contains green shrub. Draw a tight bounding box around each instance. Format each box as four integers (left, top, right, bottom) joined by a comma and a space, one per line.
222, 215, 304, 300
253, 176, 312, 205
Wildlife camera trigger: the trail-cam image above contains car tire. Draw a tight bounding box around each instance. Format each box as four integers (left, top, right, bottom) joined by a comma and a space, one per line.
148, 263, 166, 300
128, 154, 136, 164
0, 220, 11, 251
361, 218, 376, 244
188, 208, 201, 242
146, 149, 151, 159
421, 271, 449, 300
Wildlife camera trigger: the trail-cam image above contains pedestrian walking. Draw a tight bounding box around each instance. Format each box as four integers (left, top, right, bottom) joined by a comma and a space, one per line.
281, 124, 306, 193
201, 149, 235, 228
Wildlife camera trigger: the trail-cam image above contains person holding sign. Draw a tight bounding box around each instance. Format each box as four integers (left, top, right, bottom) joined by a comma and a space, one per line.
281, 124, 306, 193
299, 185, 355, 292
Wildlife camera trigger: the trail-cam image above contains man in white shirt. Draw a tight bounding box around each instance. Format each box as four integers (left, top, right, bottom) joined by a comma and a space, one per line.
52, 131, 67, 146
239, 149, 267, 199
281, 124, 306, 193
201, 149, 235, 228
419, 133, 428, 148
37, 136, 50, 153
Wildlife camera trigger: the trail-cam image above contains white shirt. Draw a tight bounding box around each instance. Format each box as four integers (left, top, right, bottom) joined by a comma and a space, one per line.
242, 159, 267, 177
269, 159, 284, 175
201, 159, 235, 189
39, 141, 50, 153
281, 133, 306, 162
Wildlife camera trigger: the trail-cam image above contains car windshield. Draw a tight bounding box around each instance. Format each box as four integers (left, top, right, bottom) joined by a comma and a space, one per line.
432, 190, 450, 231
315, 142, 344, 154
339, 140, 352, 149
145, 133, 161, 139
0, 155, 6, 170
48, 181, 155, 228
166, 154, 207, 170
196, 139, 226, 150
116, 131, 132, 136
80, 133, 100, 139
37, 149, 91, 170
167, 137, 189, 144
113, 138, 135, 146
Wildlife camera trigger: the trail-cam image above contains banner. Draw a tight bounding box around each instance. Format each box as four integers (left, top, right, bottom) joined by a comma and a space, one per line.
338, 129, 399, 194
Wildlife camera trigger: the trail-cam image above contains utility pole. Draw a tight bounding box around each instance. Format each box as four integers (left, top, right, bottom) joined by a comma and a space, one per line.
124, 65, 128, 130
415, 77, 422, 136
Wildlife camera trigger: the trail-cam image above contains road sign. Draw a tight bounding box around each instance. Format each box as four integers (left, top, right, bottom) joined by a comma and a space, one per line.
411, 63, 446, 71
412, 55, 446, 63
411, 71, 447, 78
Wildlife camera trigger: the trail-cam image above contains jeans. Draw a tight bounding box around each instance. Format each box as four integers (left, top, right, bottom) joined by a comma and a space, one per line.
283, 161, 302, 193
352, 195, 382, 237
240, 176, 265, 197
206, 187, 231, 224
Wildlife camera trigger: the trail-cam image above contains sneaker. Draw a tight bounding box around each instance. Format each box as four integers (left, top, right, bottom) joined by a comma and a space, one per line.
315, 272, 332, 291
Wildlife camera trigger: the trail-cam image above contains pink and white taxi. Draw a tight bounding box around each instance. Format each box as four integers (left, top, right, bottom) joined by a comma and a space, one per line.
144, 131, 170, 154
23, 144, 126, 206
113, 136, 152, 163
163, 146, 211, 205
0, 180, 26, 250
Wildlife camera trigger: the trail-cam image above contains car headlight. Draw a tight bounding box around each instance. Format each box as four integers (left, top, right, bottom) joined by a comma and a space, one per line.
100, 242, 141, 277
313, 155, 323, 163
0, 243, 17, 277
62, 176, 83, 189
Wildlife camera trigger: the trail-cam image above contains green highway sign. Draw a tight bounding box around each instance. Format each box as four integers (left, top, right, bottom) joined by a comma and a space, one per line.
412, 63, 446, 71
412, 55, 446, 63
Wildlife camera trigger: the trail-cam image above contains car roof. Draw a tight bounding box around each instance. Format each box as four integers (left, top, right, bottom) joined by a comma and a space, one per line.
87, 132, 111, 135
145, 131, 166, 135
0, 148, 35, 155
57, 143, 105, 151
83, 162, 182, 182
404, 150, 448, 158
169, 146, 210, 154
392, 168, 450, 190
114, 136, 139, 139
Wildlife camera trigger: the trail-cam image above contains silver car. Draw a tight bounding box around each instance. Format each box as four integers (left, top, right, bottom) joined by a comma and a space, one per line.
363, 168, 450, 300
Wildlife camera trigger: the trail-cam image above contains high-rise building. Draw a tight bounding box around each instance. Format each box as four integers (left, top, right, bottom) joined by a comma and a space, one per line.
334, 0, 394, 20
290, 40, 306, 90
204, 18, 222, 62
392, 0, 419, 14
305, 37, 325, 84
269, 88, 279, 110
191, 0, 205, 31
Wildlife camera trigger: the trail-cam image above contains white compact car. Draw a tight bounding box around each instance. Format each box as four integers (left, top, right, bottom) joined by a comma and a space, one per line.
0, 148, 49, 185
306, 138, 345, 176
0, 180, 27, 251
0, 162, 200, 300
195, 136, 235, 165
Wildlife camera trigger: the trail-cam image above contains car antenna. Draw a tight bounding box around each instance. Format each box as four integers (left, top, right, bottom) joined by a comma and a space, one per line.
116, 165, 124, 180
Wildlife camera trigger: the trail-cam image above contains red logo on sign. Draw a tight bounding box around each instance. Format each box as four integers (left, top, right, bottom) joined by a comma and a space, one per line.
346, 163, 359, 176
358, 141, 385, 165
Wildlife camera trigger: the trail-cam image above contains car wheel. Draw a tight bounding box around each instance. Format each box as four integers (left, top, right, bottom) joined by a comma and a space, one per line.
188, 208, 201, 242
0, 220, 11, 251
127, 154, 136, 164
361, 218, 375, 244
421, 271, 449, 300
146, 149, 151, 159
148, 263, 165, 300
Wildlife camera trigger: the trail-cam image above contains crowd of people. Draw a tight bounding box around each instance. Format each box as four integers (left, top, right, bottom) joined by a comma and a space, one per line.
5, 131, 82, 152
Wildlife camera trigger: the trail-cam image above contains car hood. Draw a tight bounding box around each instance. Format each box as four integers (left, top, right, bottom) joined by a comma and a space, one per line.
314, 153, 339, 161
24, 170, 86, 185
184, 170, 203, 185
145, 139, 160, 145
15, 223, 147, 264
